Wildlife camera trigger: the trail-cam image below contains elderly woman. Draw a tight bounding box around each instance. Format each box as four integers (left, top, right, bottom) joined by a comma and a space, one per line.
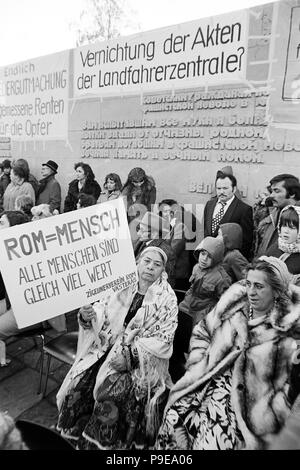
56, 246, 178, 449
3, 166, 35, 211
36, 160, 61, 213
155, 256, 300, 450
64, 163, 101, 212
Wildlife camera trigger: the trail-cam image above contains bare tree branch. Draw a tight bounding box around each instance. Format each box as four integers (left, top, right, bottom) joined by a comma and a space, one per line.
70, 0, 140, 47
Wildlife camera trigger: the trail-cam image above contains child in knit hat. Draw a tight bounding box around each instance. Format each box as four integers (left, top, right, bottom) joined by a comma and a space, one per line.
169, 236, 232, 382
179, 236, 232, 326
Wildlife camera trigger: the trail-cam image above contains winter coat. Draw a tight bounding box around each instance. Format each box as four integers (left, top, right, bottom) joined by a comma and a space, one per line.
98, 190, 121, 203
179, 263, 232, 325
28, 173, 39, 197
269, 394, 300, 449
255, 208, 279, 258
122, 176, 156, 215
64, 178, 101, 212
165, 220, 192, 284
36, 175, 61, 213
0, 174, 10, 209
204, 195, 254, 260
167, 281, 300, 449
267, 245, 300, 276
0, 174, 10, 197
3, 181, 35, 211
220, 223, 249, 281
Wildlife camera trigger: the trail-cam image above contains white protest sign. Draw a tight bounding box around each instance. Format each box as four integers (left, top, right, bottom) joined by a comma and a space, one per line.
0, 198, 137, 328
0, 50, 69, 140
73, 10, 248, 97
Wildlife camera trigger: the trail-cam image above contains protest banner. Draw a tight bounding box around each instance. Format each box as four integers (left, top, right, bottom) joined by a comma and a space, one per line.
73, 9, 248, 97
0, 198, 137, 328
0, 50, 69, 140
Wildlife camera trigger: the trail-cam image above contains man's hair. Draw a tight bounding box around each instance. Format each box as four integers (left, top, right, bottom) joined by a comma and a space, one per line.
269, 174, 300, 200
216, 173, 237, 189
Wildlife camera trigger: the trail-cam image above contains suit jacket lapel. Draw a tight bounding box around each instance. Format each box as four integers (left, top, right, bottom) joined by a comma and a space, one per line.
219, 196, 238, 224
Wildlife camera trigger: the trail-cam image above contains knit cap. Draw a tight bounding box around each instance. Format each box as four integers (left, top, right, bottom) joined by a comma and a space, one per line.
194, 236, 225, 266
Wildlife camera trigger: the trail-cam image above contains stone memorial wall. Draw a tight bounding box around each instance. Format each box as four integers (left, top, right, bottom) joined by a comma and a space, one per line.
0, 0, 299, 237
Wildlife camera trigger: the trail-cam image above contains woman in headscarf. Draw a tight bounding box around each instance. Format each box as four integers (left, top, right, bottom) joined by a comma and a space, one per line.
155, 256, 300, 450
267, 205, 300, 275
56, 246, 178, 449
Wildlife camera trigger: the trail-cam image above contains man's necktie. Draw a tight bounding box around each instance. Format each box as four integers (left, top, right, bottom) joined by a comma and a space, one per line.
211, 202, 226, 234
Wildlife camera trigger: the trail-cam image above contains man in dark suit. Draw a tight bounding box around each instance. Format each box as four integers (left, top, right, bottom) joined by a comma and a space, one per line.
204, 173, 254, 260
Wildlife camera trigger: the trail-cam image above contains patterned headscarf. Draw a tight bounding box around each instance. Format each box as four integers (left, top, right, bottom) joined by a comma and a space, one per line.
259, 255, 293, 290
277, 205, 300, 254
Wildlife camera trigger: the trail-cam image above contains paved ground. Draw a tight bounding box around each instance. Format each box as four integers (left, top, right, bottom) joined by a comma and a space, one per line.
0, 311, 78, 430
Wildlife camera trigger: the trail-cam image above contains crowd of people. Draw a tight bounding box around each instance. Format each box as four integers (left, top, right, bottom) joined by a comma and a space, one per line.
1, 159, 300, 450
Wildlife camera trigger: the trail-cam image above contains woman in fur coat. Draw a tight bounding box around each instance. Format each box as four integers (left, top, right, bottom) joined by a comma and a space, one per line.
64, 163, 101, 212
155, 256, 300, 450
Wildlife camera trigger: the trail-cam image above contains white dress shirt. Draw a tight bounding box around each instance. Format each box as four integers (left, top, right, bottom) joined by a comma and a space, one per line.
212, 195, 235, 219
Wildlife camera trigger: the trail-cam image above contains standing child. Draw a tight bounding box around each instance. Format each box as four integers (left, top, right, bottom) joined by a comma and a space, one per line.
169, 237, 231, 383
217, 223, 249, 282
179, 236, 232, 325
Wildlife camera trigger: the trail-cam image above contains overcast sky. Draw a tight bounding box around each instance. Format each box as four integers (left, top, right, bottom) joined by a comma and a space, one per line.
0, 0, 271, 66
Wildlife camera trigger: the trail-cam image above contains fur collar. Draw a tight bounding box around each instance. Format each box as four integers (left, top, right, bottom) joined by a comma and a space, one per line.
214, 280, 300, 332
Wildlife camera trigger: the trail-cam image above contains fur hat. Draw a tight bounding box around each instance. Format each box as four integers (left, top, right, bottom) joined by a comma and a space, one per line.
194, 236, 225, 266
139, 211, 170, 237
